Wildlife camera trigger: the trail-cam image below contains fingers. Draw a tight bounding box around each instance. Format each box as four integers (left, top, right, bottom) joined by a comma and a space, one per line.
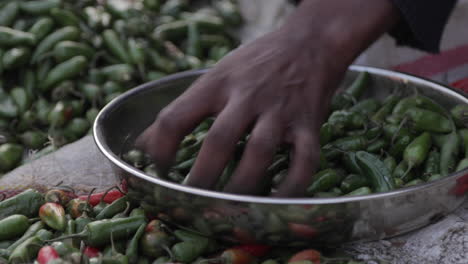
184, 103, 254, 189
223, 113, 282, 194
275, 127, 319, 197
135, 77, 222, 175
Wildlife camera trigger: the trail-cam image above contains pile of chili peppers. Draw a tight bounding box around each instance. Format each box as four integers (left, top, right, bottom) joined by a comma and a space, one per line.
124, 71, 468, 196
0, 187, 365, 263
0, 0, 242, 174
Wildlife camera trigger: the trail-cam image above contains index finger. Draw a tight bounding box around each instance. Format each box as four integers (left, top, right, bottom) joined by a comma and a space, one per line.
135, 76, 223, 176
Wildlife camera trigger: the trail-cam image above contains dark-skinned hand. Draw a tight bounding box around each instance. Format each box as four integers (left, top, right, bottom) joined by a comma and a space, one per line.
137, 0, 400, 197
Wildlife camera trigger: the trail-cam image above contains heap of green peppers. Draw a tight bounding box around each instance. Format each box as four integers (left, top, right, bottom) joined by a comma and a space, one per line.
0, 0, 243, 174
0, 188, 364, 264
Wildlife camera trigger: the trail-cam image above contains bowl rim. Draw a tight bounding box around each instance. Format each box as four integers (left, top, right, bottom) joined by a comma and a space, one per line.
94, 65, 468, 205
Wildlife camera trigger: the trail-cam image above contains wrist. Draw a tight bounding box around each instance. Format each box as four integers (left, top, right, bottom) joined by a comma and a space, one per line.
281, 0, 400, 68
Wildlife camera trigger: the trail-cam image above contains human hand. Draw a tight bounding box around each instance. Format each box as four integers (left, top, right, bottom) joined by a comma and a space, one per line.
137, 0, 399, 196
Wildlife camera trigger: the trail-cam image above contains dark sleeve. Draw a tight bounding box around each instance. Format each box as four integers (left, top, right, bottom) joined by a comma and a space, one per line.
389, 0, 457, 53
291, 0, 457, 53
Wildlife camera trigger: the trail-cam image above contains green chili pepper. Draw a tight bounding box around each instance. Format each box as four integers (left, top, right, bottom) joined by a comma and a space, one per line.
3, 47, 30, 70
172, 240, 208, 263
0, 27, 36, 46
342, 152, 361, 174
349, 98, 380, 115
53, 41, 95, 62
50, 241, 78, 257
383, 155, 397, 173
403, 132, 432, 170
103, 29, 132, 64
50, 8, 80, 27
0, 215, 30, 241
319, 123, 333, 145
10, 86, 30, 114
393, 160, 416, 183
95, 196, 129, 220
0, 94, 18, 119
153, 20, 189, 40
13, 19, 28, 31
161, 0, 188, 16
404, 179, 425, 187
340, 173, 369, 194
209, 45, 230, 61
366, 139, 387, 153
125, 223, 145, 264
19, 131, 47, 149
49, 216, 146, 247
331, 71, 369, 111
187, 22, 202, 58
382, 124, 412, 141
306, 169, 344, 195
328, 110, 366, 130
440, 131, 459, 176
28, 17, 54, 42
7, 221, 44, 253
75, 211, 92, 234
22, 70, 35, 99
450, 104, 468, 128
100, 64, 134, 82
140, 230, 173, 258
405, 107, 452, 133
344, 186, 372, 196
459, 129, 468, 158
41, 56, 87, 92
356, 151, 395, 193
200, 34, 232, 48
20, 0, 62, 15
102, 81, 123, 95
389, 135, 413, 160
32, 26, 80, 63
47, 101, 69, 128
128, 38, 145, 67
423, 150, 440, 180
64, 118, 90, 141
79, 83, 101, 103
0, 2, 19, 27
371, 94, 400, 123
147, 48, 177, 73
427, 174, 443, 182
8, 229, 52, 263
146, 71, 166, 82
36, 58, 52, 83
0, 241, 12, 249
455, 158, 468, 172
214, 0, 242, 26
0, 143, 23, 172
322, 135, 367, 159
86, 107, 99, 124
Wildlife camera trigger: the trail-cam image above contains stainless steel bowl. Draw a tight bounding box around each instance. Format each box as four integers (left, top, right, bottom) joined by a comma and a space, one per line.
94, 66, 468, 245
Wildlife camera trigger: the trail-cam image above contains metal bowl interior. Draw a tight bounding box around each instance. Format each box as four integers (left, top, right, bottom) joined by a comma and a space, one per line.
94, 66, 468, 245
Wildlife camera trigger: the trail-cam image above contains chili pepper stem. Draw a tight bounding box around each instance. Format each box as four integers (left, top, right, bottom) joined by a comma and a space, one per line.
392, 116, 409, 145
46, 231, 86, 243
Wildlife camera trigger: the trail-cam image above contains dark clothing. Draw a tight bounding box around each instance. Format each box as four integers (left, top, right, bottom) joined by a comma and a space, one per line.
293, 0, 457, 53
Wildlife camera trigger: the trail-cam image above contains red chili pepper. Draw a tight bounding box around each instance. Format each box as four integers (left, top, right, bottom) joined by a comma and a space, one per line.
451, 78, 468, 92
288, 249, 321, 264
78, 189, 125, 206
232, 227, 256, 244
231, 244, 271, 257
288, 223, 318, 239
83, 246, 100, 258
37, 246, 60, 264
221, 248, 257, 264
